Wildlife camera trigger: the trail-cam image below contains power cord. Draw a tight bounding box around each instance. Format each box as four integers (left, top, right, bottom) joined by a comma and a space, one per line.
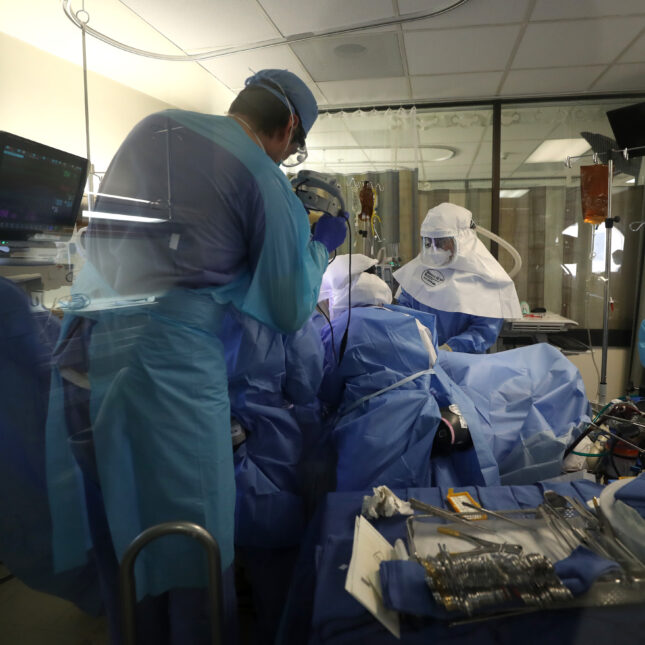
337, 216, 352, 365
316, 304, 338, 364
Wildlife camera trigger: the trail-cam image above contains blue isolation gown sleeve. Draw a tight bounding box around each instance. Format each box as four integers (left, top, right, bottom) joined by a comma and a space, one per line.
442, 314, 503, 353
397, 289, 502, 353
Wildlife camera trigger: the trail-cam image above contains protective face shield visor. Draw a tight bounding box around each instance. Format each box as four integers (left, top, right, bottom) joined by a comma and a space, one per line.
421, 235, 457, 268
282, 143, 308, 167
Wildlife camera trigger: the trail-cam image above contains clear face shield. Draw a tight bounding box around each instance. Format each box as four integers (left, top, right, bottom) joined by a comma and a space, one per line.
282, 143, 308, 167
421, 235, 457, 268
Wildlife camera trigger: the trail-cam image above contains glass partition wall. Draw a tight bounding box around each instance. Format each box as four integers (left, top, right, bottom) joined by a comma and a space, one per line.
301, 98, 645, 359
498, 101, 645, 334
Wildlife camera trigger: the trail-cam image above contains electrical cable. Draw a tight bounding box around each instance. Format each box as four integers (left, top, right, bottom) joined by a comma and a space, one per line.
316, 304, 337, 364
564, 400, 617, 459
337, 217, 352, 365
586, 327, 601, 386
587, 421, 645, 455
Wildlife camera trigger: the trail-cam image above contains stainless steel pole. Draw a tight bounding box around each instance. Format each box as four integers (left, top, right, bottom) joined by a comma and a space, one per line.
598, 158, 613, 404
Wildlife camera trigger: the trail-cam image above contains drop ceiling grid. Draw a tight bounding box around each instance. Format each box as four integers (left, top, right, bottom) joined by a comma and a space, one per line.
121, 0, 281, 51
121, 1, 645, 107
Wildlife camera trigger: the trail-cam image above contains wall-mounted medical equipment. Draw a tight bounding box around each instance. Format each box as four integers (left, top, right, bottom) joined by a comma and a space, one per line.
0, 131, 88, 242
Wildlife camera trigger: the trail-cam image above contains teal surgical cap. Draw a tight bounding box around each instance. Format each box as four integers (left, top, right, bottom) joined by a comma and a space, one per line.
245, 69, 318, 135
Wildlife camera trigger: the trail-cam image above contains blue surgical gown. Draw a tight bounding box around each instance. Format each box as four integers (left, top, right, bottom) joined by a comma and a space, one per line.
45, 110, 328, 601
318, 305, 500, 491
219, 308, 324, 549
397, 288, 503, 353
438, 343, 591, 484
0, 278, 101, 614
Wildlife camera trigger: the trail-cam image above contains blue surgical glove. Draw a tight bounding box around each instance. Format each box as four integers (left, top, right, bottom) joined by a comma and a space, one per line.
312, 212, 347, 253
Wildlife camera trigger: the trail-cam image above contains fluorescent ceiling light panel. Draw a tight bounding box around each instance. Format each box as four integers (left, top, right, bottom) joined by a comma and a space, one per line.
85, 191, 156, 205
499, 189, 528, 198
626, 178, 636, 184
526, 139, 590, 163
563, 223, 579, 238
82, 211, 166, 223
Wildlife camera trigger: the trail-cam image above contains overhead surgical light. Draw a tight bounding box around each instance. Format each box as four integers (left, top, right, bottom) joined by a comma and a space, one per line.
526, 139, 590, 164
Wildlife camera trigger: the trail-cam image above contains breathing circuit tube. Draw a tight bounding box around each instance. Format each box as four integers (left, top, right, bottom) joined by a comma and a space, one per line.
475, 225, 522, 279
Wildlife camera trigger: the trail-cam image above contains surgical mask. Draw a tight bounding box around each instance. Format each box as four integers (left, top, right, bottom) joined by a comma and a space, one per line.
422, 247, 452, 268
421, 235, 456, 267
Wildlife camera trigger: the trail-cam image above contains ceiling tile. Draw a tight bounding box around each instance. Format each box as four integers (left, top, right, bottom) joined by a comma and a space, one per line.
417, 109, 492, 144
475, 140, 545, 165
501, 66, 606, 96
364, 148, 420, 163
619, 31, 645, 63
405, 26, 520, 75
498, 115, 559, 142
531, 0, 645, 21
257, 0, 394, 36
306, 131, 359, 148
411, 72, 503, 99
290, 31, 404, 82
421, 163, 473, 180
350, 130, 415, 148
310, 114, 353, 133
121, 0, 279, 49
592, 63, 645, 91
512, 18, 644, 69
200, 45, 323, 100
316, 78, 410, 106
341, 112, 400, 132
400, 0, 529, 29
319, 149, 370, 164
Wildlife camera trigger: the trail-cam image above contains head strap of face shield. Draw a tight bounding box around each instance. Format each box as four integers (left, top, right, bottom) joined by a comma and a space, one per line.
246, 78, 308, 165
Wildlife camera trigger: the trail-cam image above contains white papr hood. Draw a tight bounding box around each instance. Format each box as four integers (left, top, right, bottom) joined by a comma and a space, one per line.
319, 253, 393, 320
394, 203, 522, 319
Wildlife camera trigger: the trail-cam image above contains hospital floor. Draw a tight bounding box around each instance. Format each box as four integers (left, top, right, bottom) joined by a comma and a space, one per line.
0, 574, 109, 644
0, 564, 256, 645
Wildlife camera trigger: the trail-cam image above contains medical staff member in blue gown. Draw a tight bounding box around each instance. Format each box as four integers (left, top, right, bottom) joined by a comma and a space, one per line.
45, 69, 347, 644
317, 255, 590, 491
0, 278, 102, 614
317, 255, 500, 491
394, 202, 522, 353
220, 307, 324, 644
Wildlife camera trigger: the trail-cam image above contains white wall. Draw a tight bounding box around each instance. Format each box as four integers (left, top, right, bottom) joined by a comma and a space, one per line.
0, 32, 175, 172
567, 347, 629, 403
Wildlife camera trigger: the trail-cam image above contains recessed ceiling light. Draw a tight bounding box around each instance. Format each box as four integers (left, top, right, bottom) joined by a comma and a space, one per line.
424, 146, 456, 162
526, 139, 590, 164
334, 43, 367, 58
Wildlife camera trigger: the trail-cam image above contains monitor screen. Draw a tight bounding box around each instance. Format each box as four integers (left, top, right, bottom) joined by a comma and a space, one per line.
607, 102, 645, 159
0, 131, 88, 239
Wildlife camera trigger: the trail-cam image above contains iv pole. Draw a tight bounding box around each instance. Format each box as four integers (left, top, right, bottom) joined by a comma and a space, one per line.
566, 145, 645, 404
